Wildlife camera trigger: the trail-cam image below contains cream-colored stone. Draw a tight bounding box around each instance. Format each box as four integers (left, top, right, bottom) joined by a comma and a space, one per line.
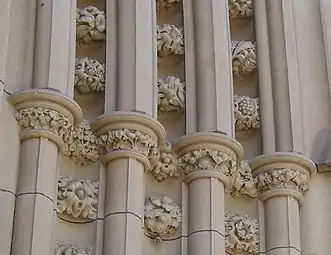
55, 241, 92, 255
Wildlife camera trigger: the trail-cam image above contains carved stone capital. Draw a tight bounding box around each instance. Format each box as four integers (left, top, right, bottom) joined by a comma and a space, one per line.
157, 24, 184, 56
225, 212, 259, 254
228, 0, 253, 19
174, 132, 243, 185
144, 196, 182, 241
250, 152, 316, 204
232, 41, 257, 77
55, 241, 92, 255
76, 6, 106, 44
234, 95, 260, 131
75, 57, 105, 93
56, 176, 99, 221
91, 111, 166, 167
8, 89, 82, 151
158, 76, 185, 112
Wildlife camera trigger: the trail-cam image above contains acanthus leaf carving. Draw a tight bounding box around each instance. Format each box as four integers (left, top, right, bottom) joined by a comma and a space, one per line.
55, 241, 92, 255
229, 0, 253, 19
225, 212, 259, 254
158, 76, 185, 112
56, 176, 99, 220
144, 196, 182, 241
76, 6, 106, 44
75, 57, 105, 93
150, 141, 179, 182
232, 41, 257, 77
234, 95, 260, 131
157, 24, 185, 56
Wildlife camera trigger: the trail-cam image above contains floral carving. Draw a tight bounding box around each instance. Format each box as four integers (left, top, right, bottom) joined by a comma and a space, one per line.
14, 107, 72, 141
150, 141, 179, 182
158, 76, 185, 112
156, 0, 182, 10
57, 176, 99, 220
157, 24, 184, 56
230, 161, 257, 198
229, 0, 253, 19
64, 120, 100, 165
254, 168, 309, 195
55, 241, 92, 255
178, 149, 237, 177
234, 95, 260, 131
75, 57, 105, 93
99, 129, 159, 159
144, 196, 182, 240
76, 6, 106, 44
225, 212, 259, 254
232, 41, 257, 77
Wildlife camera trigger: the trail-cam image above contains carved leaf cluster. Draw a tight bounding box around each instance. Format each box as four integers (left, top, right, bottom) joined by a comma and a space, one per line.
55, 241, 92, 255
158, 76, 185, 112
229, 0, 253, 19
144, 196, 182, 238
178, 149, 237, 177
156, 0, 182, 10
99, 129, 159, 159
150, 141, 179, 182
225, 212, 259, 254
232, 41, 257, 77
157, 24, 184, 56
230, 161, 257, 198
75, 57, 105, 93
254, 168, 309, 194
234, 95, 260, 131
57, 176, 99, 220
76, 6, 106, 44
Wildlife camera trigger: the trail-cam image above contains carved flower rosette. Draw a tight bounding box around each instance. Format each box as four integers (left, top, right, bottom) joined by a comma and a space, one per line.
57, 176, 99, 221
228, 0, 253, 19
234, 95, 260, 131
158, 76, 185, 112
157, 24, 185, 56
55, 241, 92, 255
76, 6, 106, 44
225, 212, 259, 254
144, 196, 182, 240
230, 161, 257, 198
232, 41, 257, 77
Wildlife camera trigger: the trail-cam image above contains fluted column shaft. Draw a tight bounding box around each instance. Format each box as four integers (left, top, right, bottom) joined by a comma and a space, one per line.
250, 153, 316, 255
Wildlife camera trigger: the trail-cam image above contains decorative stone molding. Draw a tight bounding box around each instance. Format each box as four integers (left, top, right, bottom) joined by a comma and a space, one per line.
144, 196, 182, 241
234, 95, 260, 131
150, 141, 179, 182
230, 160, 257, 198
157, 24, 184, 56
232, 41, 257, 77
76, 6, 106, 44
158, 76, 185, 112
75, 57, 105, 93
55, 241, 92, 255
57, 176, 99, 221
156, 0, 182, 11
225, 212, 259, 254
228, 0, 253, 19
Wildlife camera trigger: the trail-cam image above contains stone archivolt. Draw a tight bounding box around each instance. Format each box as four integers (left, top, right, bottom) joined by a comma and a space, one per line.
158, 76, 185, 112
55, 241, 92, 255
144, 196, 182, 240
57, 176, 99, 221
225, 212, 259, 254
232, 41, 257, 77
157, 24, 185, 56
234, 95, 260, 131
150, 141, 179, 182
75, 57, 105, 93
76, 6, 106, 44
228, 0, 253, 19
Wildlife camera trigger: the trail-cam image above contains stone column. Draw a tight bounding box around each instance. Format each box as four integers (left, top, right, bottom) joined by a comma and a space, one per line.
92, 1, 162, 255
8, 89, 82, 255
250, 152, 316, 255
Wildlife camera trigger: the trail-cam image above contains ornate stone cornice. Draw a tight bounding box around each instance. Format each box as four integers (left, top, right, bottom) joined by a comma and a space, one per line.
150, 141, 179, 182
232, 41, 257, 77
228, 0, 253, 19
158, 76, 185, 112
55, 241, 92, 255
157, 24, 185, 56
57, 176, 99, 221
225, 212, 259, 254
250, 152, 316, 204
234, 95, 260, 131
76, 6, 106, 44
75, 57, 105, 93
144, 196, 182, 242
